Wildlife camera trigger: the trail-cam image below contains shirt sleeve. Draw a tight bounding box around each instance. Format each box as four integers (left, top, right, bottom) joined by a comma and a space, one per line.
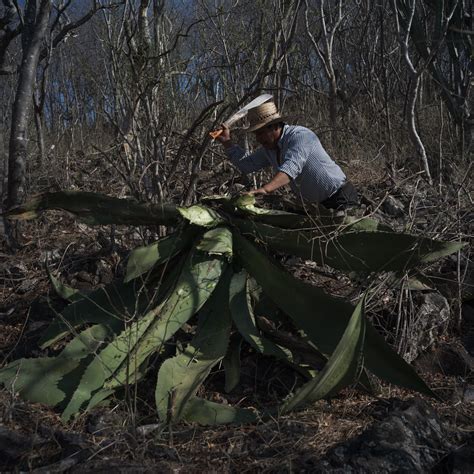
226, 144, 269, 175
278, 130, 311, 180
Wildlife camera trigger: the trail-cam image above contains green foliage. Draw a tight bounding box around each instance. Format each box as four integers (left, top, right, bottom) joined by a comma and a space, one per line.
281, 296, 366, 413
0, 191, 460, 424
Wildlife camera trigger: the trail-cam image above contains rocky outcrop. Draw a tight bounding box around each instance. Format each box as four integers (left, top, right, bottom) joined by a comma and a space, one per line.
308, 399, 452, 473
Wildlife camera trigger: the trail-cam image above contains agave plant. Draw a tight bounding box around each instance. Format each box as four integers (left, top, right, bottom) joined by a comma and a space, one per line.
0, 191, 464, 425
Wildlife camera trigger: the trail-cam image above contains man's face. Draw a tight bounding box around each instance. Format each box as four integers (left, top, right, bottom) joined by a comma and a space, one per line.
254, 124, 280, 149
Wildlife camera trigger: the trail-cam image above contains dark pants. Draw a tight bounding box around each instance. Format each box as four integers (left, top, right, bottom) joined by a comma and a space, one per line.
320, 181, 359, 210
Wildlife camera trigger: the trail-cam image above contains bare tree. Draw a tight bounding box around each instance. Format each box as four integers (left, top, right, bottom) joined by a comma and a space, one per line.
7, 0, 52, 211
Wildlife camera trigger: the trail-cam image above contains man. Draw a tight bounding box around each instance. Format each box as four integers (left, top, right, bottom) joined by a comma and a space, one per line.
216, 101, 358, 210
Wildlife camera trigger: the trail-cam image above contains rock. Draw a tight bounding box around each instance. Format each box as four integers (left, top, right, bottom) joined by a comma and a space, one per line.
76, 271, 95, 283
16, 278, 38, 294
433, 435, 474, 473
382, 195, 405, 217
415, 343, 474, 377
96, 259, 113, 284
461, 385, 474, 403
402, 293, 450, 363
40, 248, 63, 263
0, 426, 44, 463
86, 410, 124, 436
309, 399, 451, 473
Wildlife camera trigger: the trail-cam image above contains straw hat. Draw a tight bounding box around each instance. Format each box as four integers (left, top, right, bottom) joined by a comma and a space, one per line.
246, 102, 288, 132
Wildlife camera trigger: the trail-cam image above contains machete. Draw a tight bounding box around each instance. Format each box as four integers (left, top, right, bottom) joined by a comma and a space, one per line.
209, 93, 273, 139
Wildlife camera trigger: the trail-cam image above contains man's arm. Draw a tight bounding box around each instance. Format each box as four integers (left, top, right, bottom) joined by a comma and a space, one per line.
247, 171, 291, 196
216, 124, 269, 174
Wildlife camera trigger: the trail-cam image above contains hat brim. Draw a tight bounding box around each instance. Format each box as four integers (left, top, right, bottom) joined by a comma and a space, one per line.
245, 115, 292, 133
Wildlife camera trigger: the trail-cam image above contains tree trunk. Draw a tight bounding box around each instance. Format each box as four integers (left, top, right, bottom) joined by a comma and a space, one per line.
407, 75, 432, 184
6, 0, 51, 210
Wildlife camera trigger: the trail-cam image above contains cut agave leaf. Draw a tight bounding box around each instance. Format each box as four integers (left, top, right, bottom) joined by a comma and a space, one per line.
196, 226, 233, 257
177, 205, 224, 227
3, 191, 179, 226
181, 397, 256, 425
155, 269, 233, 423
235, 219, 464, 272
125, 226, 196, 283
281, 295, 366, 413
233, 231, 434, 397
229, 270, 293, 361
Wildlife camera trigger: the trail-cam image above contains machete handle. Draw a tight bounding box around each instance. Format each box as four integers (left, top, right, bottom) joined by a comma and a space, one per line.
209, 129, 223, 139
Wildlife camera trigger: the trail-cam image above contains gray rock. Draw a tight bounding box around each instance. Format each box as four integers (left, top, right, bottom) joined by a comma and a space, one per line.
16, 278, 38, 294
433, 436, 474, 473
96, 259, 114, 284
309, 399, 450, 473
402, 292, 450, 363
382, 195, 405, 217
415, 342, 474, 378
0, 426, 44, 462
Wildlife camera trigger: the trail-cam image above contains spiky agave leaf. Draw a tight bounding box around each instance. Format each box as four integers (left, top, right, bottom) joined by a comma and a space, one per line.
234, 219, 464, 272
59, 250, 227, 420
233, 231, 434, 397
223, 334, 243, 393
105, 252, 226, 390
3, 191, 179, 226
125, 226, 196, 283
231, 194, 390, 231
229, 269, 292, 361
182, 397, 256, 425
155, 269, 233, 423
0, 324, 113, 407
39, 277, 156, 349
281, 295, 366, 413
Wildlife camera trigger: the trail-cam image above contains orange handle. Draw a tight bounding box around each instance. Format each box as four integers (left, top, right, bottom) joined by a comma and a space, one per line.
209, 129, 223, 139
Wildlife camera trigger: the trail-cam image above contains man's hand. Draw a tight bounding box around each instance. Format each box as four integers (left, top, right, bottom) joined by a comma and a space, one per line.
215, 124, 233, 149
246, 187, 268, 196
245, 172, 291, 196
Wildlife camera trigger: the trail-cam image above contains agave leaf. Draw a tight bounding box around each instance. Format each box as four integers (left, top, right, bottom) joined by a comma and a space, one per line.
3, 191, 179, 226
0, 324, 112, 407
86, 389, 115, 411
107, 253, 226, 389
155, 269, 232, 423
281, 295, 366, 413
39, 279, 153, 349
47, 269, 83, 303
235, 219, 464, 272
181, 397, 256, 425
229, 270, 292, 361
223, 334, 243, 393
196, 226, 233, 257
231, 195, 389, 232
125, 226, 196, 283
177, 205, 224, 227
0, 357, 79, 407
233, 232, 434, 397
60, 252, 226, 420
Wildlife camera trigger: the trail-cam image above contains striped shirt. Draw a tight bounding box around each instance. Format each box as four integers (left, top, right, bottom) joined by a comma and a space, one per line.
226, 125, 346, 203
